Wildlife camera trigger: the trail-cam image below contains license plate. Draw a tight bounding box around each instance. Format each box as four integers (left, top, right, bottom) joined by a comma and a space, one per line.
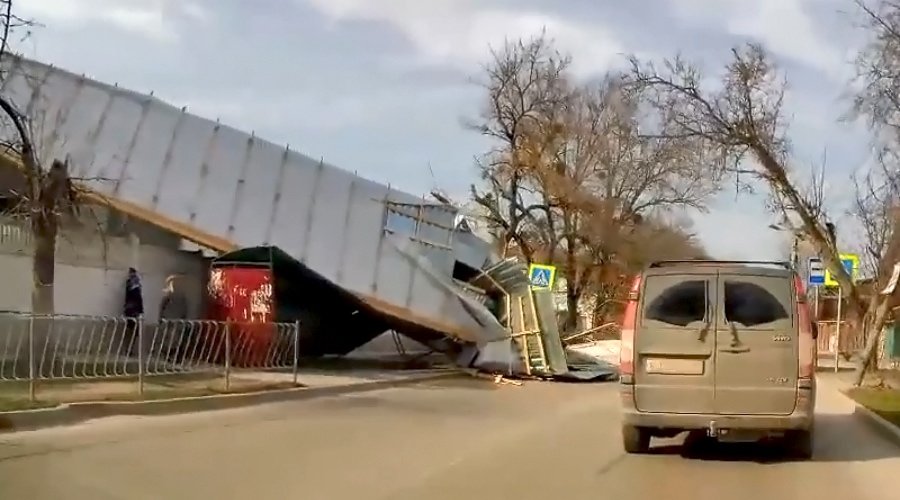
716, 429, 760, 443
645, 358, 704, 375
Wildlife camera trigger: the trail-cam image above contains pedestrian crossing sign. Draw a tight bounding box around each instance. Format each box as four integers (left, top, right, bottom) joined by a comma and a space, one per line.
528, 263, 557, 290
824, 253, 859, 288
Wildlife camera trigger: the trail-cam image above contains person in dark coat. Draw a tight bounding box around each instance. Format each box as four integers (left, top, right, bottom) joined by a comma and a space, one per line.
122, 268, 144, 357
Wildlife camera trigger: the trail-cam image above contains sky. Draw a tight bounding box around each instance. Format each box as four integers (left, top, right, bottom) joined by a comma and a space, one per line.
16, 0, 878, 260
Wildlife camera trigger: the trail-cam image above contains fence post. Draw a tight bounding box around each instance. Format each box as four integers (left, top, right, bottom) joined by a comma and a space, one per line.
835, 287, 843, 374
292, 320, 300, 386
224, 321, 231, 392
137, 315, 145, 397
28, 314, 35, 402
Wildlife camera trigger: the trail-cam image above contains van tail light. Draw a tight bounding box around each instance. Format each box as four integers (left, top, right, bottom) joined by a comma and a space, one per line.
619, 276, 641, 382
793, 274, 815, 380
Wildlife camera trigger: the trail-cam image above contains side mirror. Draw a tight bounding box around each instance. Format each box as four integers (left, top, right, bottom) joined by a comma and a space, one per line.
811, 322, 819, 340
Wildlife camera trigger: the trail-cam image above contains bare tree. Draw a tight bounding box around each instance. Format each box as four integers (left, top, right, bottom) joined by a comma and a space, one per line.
540, 76, 720, 331
0, 3, 80, 317
471, 35, 722, 332
627, 43, 895, 385
850, 0, 900, 383
853, 155, 900, 275
469, 32, 571, 262
585, 217, 708, 332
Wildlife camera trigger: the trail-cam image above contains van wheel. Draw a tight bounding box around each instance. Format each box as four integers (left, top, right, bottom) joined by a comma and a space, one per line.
622, 425, 651, 454
786, 430, 813, 459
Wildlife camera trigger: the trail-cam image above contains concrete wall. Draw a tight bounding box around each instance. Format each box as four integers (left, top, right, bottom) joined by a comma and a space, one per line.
0, 209, 209, 320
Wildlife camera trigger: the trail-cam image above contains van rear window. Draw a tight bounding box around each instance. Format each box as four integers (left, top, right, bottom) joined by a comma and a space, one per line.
642, 278, 707, 327
723, 279, 790, 328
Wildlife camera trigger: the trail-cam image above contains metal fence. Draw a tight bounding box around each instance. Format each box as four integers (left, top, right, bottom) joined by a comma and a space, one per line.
816, 320, 866, 357
0, 312, 300, 400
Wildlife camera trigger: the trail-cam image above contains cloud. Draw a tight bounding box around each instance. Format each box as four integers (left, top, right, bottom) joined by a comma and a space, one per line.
690, 197, 785, 260
302, 0, 626, 77
21, 0, 209, 42
669, 0, 848, 79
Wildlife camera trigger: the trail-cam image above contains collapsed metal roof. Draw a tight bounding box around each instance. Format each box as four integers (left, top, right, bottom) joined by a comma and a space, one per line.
0, 55, 507, 344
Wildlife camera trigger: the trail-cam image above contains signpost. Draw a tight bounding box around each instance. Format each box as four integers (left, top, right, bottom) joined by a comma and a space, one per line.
823, 253, 859, 373
807, 258, 824, 329
528, 263, 557, 291
807, 257, 825, 287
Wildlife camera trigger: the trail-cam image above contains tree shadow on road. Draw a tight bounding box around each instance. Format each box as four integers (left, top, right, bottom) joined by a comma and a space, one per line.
648, 414, 899, 464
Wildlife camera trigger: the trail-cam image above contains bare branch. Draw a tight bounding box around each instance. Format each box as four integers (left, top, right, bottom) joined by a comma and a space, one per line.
627, 44, 863, 321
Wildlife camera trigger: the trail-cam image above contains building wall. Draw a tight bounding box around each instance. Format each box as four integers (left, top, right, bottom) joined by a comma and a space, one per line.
0, 209, 209, 320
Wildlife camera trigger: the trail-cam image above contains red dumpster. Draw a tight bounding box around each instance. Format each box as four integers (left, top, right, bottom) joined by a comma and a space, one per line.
207, 264, 275, 367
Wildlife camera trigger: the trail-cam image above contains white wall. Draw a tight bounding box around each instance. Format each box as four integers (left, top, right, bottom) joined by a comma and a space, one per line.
0, 215, 209, 320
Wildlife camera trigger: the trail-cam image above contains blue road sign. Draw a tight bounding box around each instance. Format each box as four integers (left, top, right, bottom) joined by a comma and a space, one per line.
528, 264, 556, 290
824, 253, 859, 287
808, 257, 825, 286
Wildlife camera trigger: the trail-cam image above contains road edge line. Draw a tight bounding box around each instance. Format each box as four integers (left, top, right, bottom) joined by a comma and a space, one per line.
820, 377, 900, 447
849, 399, 900, 447
0, 371, 459, 433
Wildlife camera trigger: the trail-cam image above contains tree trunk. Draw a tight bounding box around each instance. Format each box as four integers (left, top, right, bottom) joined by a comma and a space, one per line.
31, 218, 56, 315
853, 294, 892, 386
853, 216, 900, 385
565, 288, 579, 333
753, 147, 865, 318
27, 213, 57, 379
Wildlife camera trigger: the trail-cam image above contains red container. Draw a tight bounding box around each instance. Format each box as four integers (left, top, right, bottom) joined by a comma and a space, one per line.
207, 265, 275, 367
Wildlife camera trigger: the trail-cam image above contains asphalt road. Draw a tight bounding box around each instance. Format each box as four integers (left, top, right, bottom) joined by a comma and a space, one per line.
0, 373, 897, 500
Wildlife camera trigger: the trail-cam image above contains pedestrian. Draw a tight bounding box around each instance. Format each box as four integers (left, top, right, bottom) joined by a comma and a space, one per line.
121, 267, 143, 358
159, 275, 190, 363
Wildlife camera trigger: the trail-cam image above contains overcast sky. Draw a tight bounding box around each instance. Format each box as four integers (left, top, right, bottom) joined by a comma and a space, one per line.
18, 0, 877, 260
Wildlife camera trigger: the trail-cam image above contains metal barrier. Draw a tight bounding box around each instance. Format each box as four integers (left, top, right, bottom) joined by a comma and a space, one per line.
0, 312, 300, 400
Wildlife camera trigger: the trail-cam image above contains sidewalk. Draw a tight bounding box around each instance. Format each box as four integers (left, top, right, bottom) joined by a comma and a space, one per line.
0, 372, 298, 411
819, 368, 900, 447
0, 365, 460, 432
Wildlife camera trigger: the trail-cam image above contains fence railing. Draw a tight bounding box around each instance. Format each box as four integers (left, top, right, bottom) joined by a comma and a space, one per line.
0, 312, 300, 401
816, 320, 866, 357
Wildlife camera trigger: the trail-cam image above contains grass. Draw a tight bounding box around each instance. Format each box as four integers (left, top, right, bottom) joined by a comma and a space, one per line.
846, 386, 900, 429
0, 398, 56, 412
0, 374, 303, 412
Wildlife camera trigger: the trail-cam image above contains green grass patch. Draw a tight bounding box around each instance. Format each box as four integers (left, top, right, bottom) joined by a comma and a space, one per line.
0, 376, 302, 412
0, 398, 57, 412
847, 386, 900, 429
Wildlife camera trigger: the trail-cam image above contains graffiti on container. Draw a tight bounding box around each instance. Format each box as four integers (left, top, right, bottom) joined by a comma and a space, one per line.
207, 267, 274, 322
208, 268, 226, 301
249, 283, 273, 322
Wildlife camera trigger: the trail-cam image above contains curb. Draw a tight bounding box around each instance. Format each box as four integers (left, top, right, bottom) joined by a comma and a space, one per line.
851, 400, 900, 447
817, 375, 900, 448
0, 370, 460, 433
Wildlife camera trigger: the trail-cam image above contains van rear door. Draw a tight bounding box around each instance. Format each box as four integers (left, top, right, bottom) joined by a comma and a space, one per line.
633, 271, 716, 414
714, 269, 798, 415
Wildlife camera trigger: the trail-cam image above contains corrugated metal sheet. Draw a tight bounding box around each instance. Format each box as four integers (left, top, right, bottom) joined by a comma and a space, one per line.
0, 55, 506, 344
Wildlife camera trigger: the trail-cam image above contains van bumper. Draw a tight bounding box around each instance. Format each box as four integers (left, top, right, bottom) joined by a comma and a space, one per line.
621, 410, 813, 431
620, 386, 815, 431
